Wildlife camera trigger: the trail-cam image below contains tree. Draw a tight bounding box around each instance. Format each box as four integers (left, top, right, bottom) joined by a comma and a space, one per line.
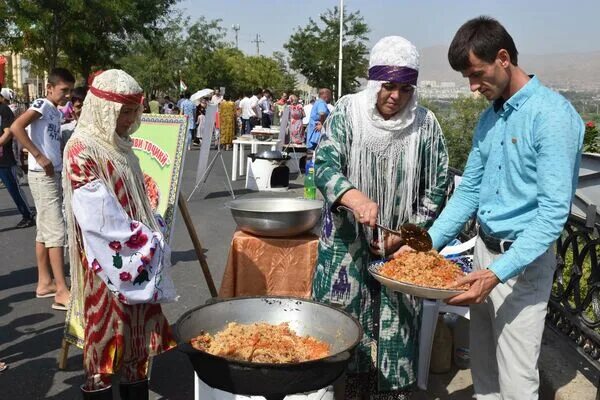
272, 51, 298, 95
422, 95, 488, 170
0, 0, 177, 81
284, 6, 369, 97
119, 17, 297, 99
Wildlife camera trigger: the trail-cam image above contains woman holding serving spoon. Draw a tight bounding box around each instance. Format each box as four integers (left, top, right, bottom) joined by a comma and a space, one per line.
312, 36, 449, 399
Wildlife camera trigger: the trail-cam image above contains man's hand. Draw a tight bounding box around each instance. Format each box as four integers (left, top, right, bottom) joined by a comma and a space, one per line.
390, 245, 415, 259
35, 154, 55, 177
445, 269, 500, 305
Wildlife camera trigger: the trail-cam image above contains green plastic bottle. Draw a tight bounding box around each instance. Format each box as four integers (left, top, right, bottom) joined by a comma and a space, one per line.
304, 165, 316, 200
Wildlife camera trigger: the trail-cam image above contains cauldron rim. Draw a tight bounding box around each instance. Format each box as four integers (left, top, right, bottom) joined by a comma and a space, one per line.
175, 296, 363, 369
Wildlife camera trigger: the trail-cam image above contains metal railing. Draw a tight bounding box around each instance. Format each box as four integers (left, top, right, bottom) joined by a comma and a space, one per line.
548, 214, 600, 371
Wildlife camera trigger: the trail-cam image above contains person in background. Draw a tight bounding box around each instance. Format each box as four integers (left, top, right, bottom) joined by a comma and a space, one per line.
176, 93, 185, 109
302, 97, 315, 136
0, 86, 34, 229
239, 91, 254, 135
10, 67, 74, 311
219, 94, 236, 150
58, 100, 75, 123
306, 89, 332, 149
313, 36, 448, 398
162, 95, 175, 114
234, 94, 243, 136
273, 92, 288, 126
148, 94, 160, 114
288, 94, 305, 145
258, 89, 273, 128
61, 86, 88, 149
179, 91, 197, 150
426, 17, 584, 400
195, 99, 207, 146
210, 88, 223, 105
249, 87, 262, 129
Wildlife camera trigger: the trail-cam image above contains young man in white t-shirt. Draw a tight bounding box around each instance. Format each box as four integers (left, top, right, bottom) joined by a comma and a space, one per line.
11, 68, 74, 311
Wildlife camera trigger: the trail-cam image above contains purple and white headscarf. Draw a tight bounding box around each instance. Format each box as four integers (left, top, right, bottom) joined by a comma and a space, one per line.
361, 36, 420, 131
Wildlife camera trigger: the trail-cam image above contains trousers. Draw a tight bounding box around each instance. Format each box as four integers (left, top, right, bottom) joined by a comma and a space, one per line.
470, 237, 556, 400
0, 166, 32, 219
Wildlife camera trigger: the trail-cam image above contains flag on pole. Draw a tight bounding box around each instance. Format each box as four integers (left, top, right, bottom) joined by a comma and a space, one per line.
179, 80, 187, 92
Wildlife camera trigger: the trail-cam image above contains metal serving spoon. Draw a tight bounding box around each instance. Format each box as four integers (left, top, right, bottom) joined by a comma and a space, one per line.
336, 205, 433, 252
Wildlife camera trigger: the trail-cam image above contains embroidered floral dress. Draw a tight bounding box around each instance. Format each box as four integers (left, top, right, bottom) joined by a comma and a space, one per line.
313, 96, 448, 395
65, 139, 176, 384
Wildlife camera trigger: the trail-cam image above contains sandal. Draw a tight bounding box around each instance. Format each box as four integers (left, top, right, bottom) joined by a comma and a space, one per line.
0, 361, 8, 372
36, 291, 57, 299
52, 302, 68, 311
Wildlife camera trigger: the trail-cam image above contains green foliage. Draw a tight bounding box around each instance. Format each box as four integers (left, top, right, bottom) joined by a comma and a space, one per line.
118, 12, 189, 94
119, 17, 297, 98
0, 0, 177, 80
422, 95, 489, 170
284, 6, 369, 96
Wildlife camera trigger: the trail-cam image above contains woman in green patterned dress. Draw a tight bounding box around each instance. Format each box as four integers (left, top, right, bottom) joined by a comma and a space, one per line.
313, 36, 449, 399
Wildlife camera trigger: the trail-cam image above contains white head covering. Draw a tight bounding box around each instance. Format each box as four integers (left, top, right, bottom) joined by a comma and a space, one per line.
363, 36, 420, 131
76, 69, 144, 153
0, 88, 14, 101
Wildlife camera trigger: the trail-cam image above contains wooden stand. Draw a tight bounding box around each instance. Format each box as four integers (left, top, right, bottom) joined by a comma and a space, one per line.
57, 195, 217, 369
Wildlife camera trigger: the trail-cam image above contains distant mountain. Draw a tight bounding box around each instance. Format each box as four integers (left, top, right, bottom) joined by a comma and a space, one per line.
419, 45, 600, 92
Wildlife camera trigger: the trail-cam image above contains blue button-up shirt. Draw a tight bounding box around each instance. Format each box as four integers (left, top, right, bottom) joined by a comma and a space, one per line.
307, 99, 330, 149
429, 76, 584, 282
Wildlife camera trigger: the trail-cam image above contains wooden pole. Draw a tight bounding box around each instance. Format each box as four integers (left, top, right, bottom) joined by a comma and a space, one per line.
57, 339, 69, 370
177, 194, 218, 297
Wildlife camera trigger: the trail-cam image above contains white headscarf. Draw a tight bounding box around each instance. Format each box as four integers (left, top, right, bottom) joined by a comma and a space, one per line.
75, 69, 143, 153
362, 36, 420, 131
330, 36, 443, 238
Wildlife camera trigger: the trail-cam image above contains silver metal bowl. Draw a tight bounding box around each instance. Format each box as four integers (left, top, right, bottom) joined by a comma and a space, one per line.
226, 198, 323, 237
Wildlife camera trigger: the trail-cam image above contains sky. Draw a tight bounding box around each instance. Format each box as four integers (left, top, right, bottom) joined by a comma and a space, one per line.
178, 0, 600, 57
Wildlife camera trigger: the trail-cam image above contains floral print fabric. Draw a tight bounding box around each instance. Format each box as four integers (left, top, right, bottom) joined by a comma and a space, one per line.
72, 179, 176, 304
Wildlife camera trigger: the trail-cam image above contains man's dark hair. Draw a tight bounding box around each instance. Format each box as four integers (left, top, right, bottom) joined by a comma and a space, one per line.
223, 93, 232, 101
184, 91, 191, 98
150, 94, 156, 100
254, 87, 262, 96
164, 95, 171, 101
71, 86, 87, 103
48, 68, 75, 85
448, 16, 518, 71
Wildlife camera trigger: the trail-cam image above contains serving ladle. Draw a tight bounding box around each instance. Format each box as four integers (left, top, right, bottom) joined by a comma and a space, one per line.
336, 205, 433, 252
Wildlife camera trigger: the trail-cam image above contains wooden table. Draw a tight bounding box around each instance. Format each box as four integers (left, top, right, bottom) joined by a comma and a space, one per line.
219, 230, 319, 299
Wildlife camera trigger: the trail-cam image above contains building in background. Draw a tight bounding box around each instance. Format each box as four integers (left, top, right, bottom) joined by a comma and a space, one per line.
0, 52, 44, 101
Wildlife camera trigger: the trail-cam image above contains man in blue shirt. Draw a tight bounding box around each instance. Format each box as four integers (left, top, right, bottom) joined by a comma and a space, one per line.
179, 91, 197, 149
427, 17, 584, 399
306, 88, 332, 149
